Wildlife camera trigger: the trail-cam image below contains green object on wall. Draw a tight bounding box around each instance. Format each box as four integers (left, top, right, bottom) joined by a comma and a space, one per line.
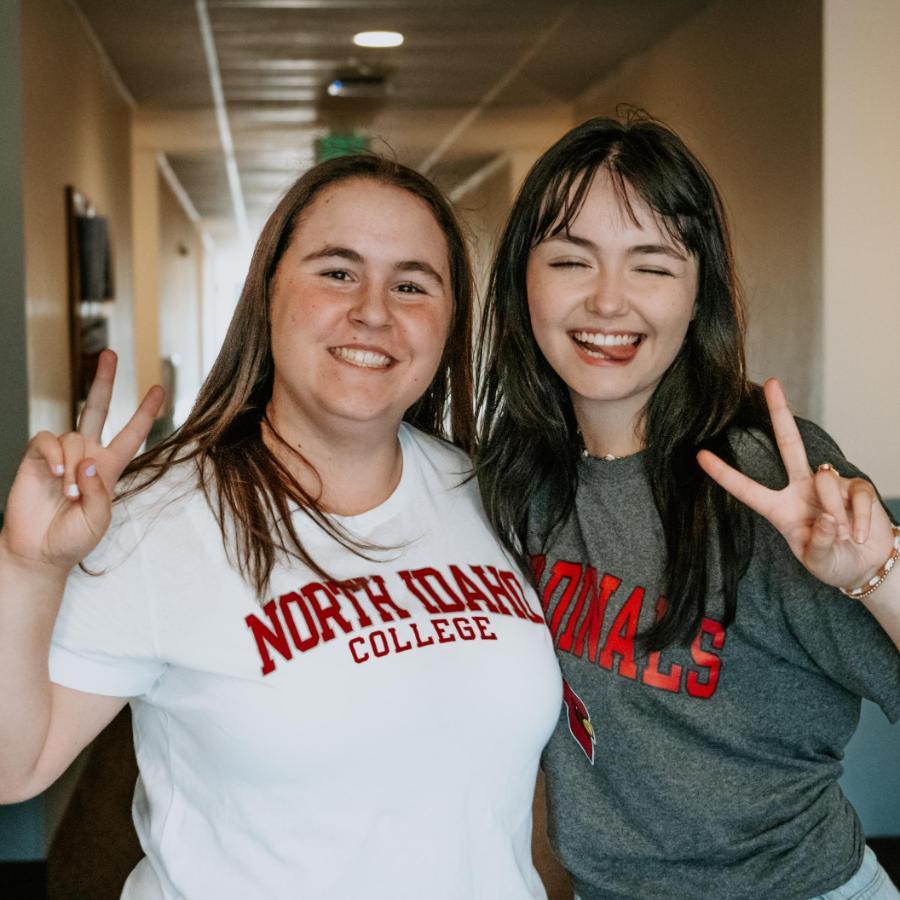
316, 132, 369, 162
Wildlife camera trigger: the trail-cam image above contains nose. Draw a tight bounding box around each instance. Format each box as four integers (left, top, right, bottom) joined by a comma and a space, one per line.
349, 280, 392, 328
584, 269, 629, 318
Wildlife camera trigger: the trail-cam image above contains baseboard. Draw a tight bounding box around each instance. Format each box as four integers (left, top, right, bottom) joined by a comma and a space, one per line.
0, 861, 46, 900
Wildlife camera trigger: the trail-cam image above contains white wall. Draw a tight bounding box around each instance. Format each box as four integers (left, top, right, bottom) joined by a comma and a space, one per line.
21, 0, 137, 437
575, 0, 824, 420
822, 0, 900, 497
0, 0, 137, 861
159, 176, 205, 424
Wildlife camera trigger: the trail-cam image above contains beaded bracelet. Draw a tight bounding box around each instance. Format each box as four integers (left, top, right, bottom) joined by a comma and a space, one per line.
840, 524, 900, 600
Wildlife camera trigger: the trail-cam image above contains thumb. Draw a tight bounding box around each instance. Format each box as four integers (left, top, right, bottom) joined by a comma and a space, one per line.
75, 457, 113, 538
804, 513, 839, 577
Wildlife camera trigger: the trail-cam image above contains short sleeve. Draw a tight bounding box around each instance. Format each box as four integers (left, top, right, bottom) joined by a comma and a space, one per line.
749, 421, 900, 723
49, 502, 165, 698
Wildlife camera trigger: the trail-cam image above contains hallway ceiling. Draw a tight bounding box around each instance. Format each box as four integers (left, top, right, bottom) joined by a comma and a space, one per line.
75, 0, 709, 243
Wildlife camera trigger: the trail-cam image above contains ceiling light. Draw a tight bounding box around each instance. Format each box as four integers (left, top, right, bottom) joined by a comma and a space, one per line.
353, 31, 403, 48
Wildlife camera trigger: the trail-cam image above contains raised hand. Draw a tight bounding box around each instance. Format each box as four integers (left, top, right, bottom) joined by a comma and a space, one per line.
697, 379, 895, 593
0, 350, 164, 573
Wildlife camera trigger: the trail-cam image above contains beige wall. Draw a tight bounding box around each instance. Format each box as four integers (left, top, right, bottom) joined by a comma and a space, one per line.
823, 0, 900, 496
21, 0, 137, 436
159, 178, 205, 424
575, 0, 823, 420
453, 158, 515, 302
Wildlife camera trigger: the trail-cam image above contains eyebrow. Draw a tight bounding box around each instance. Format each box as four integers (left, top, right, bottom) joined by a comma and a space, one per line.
302, 246, 445, 286
302, 245, 363, 264
631, 243, 688, 262
395, 259, 445, 286
545, 233, 688, 261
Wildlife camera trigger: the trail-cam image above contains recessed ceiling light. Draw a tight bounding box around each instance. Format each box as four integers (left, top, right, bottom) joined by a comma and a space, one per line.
353, 31, 404, 48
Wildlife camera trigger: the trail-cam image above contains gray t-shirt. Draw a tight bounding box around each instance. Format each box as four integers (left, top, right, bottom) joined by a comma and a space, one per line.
529, 422, 900, 900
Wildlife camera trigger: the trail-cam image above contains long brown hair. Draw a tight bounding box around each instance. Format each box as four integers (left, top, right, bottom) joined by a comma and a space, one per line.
477, 115, 771, 649
123, 155, 476, 596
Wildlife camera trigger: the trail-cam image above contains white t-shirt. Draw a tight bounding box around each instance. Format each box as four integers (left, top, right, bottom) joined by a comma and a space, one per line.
50, 425, 562, 900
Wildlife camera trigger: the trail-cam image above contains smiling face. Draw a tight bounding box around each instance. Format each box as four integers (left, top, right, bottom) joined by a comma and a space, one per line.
526, 168, 699, 450
267, 177, 453, 445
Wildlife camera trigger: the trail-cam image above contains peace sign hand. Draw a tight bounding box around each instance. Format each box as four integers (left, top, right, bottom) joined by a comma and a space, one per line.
697, 379, 895, 593
0, 350, 164, 575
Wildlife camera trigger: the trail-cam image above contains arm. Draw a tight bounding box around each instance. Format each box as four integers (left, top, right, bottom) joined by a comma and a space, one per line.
698, 379, 900, 650
857, 559, 900, 650
0, 351, 163, 802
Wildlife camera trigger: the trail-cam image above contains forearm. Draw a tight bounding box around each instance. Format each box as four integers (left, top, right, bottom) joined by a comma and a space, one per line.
0, 536, 69, 800
861, 573, 900, 651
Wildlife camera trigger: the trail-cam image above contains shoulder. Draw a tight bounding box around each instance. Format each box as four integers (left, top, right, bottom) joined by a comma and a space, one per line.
86, 460, 208, 569
116, 459, 204, 523
400, 423, 474, 490
727, 419, 859, 490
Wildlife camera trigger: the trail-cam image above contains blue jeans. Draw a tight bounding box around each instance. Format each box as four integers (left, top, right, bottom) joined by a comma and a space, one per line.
812, 845, 900, 900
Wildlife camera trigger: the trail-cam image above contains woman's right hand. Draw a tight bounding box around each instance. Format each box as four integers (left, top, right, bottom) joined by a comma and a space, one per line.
0, 350, 164, 574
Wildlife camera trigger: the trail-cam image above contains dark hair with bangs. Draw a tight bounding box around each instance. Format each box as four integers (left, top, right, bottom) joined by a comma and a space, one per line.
477, 114, 771, 649
120, 154, 475, 597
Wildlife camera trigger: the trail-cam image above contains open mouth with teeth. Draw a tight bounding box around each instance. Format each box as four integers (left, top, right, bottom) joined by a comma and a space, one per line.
570, 331, 644, 362
329, 346, 395, 369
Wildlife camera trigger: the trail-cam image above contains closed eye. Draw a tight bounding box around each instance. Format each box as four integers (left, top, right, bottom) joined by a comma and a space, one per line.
635, 267, 675, 277
549, 260, 590, 269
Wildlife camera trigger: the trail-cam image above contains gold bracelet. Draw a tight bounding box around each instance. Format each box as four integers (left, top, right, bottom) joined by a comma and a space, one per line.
840, 524, 900, 600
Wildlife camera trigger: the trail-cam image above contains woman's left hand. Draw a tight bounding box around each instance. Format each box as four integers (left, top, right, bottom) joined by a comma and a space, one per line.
696, 378, 895, 593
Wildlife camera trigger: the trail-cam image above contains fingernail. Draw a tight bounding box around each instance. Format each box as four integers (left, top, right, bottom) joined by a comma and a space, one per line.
85, 463, 97, 477
53, 464, 64, 476
837, 525, 850, 541
855, 530, 866, 544
66, 483, 81, 499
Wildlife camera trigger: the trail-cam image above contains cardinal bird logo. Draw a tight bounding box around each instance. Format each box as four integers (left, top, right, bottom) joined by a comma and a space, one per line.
563, 679, 595, 764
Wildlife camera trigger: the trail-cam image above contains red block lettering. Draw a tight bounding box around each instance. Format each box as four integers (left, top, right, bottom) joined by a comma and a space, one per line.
362, 574, 411, 621
410, 623, 435, 648
349, 636, 368, 664
470, 565, 519, 617
369, 630, 390, 658
472, 615, 498, 641
301, 582, 354, 641
407, 567, 466, 613
544, 560, 584, 637
686, 617, 726, 699
279, 591, 320, 653
570, 572, 620, 664
642, 597, 682, 693
499, 570, 544, 623
453, 617, 476, 640
388, 626, 412, 653
598, 587, 644, 680
245, 599, 293, 676
449, 565, 501, 614
328, 578, 373, 628
431, 618, 457, 643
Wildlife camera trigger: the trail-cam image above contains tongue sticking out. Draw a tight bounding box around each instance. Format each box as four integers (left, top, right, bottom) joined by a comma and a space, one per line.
574, 336, 641, 362
597, 342, 639, 361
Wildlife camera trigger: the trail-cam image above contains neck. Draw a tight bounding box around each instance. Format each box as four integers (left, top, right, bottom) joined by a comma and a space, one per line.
264, 406, 404, 516
572, 395, 645, 459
